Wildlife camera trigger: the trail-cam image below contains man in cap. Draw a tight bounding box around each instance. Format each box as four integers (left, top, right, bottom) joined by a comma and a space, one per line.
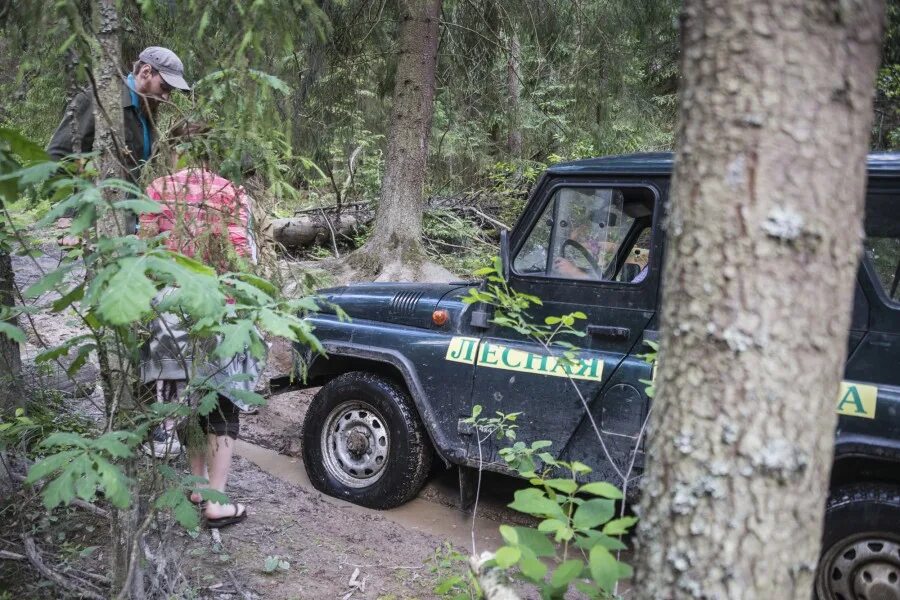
47, 46, 191, 179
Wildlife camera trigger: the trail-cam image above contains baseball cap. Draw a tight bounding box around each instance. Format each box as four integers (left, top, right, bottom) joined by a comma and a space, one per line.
138, 46, 191, 91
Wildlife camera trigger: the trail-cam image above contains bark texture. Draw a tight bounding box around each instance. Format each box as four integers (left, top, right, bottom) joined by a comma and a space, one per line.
93, 0, 127, 239
352, 0, 441, 274
92, 2, 143, 598
634, 1, 885, 598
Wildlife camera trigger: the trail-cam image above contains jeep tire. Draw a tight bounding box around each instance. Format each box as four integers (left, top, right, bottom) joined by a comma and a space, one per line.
302, 371, 433, 509
815, 484, 900, 600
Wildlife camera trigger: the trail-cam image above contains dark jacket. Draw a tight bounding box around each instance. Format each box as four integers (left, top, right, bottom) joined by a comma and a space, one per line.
46, 83, 155, 180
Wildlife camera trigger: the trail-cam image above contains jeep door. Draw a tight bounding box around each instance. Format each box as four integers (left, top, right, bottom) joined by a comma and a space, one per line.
466, 179, 662, 480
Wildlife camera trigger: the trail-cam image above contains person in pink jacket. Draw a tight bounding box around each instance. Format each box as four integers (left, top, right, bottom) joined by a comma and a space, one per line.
139, 123, 261, 528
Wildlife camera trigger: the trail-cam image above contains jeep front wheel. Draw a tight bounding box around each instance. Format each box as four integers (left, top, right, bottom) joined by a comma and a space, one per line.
302, 371, 433, 509
815, 484, 900, 600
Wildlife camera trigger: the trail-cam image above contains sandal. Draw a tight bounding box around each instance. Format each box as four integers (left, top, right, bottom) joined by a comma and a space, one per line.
203, 503, 247, 529
187, 491, 206, 508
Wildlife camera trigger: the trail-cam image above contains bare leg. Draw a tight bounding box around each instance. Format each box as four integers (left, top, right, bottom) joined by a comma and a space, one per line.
188, 439, 208, 504
203, 434, 244, 519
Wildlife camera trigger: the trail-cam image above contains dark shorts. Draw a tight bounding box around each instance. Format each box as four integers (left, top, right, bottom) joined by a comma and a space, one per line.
200, 395, 240, 439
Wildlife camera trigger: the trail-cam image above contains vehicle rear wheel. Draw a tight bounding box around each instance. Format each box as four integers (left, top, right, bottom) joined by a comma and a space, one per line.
815, 484, 900, 600
302, 371, 433, 509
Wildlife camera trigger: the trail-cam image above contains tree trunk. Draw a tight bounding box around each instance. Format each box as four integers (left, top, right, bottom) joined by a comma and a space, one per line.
272, 215, 360, 248
92, 2, 143, 598
634, 1, 884, 599
506, 30, 522, 158
0, 237, 22, 412
352, 0, 441, 273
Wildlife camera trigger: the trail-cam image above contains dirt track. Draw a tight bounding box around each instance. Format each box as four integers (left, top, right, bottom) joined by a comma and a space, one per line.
6, 239, 533, 599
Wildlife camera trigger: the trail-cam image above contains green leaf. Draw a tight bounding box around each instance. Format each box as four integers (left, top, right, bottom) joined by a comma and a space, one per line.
602, 516, 638, 536
75, 468, 99, 501
511, 526, 555, 558
537, 518, 565, 533
112, 198, 161, 213
579, 481, 624, 499
155, 488, 183, 509
197, 488, 229, 505
34, 334, 92, 364
226, 389, 266, 407
24, 266, 73, 299
509, 488, 567, 520
471, 404, 482, 419
51, 283, 85, 312
66, 342, 96, 377
499, 524, 518, 545
0, 321, 25, 344
40, 432, 89, 449
231, 272, 277, 296
257, 308, 300, 339
25, 450, 81, 484
493, 546, 520, 569
92, 433, 133, 458
589, 545, 618, 592
97, 258, 157, 325
169, 252, 217, 276
93, 455, 131, 509
573, 499, 616, 530
213, 320, 254, 359
544, 478, 578, 494
550, 559, 584, 590
574, 530, 628, 552
42, 470, 76, 509
570, 461, 592, 474
197, 392, 219, 416
173, 495, 201, 530
517, 546, 548, 582
3, 161, 59, 186
146, 255, 223, 317
0, 127, 50, 161
434, 575, 464, 594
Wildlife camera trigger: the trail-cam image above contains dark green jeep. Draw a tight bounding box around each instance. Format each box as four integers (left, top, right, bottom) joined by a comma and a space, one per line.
295, 153, 900, 600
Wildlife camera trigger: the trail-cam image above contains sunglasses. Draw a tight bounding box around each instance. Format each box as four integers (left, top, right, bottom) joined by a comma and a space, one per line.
151, 69, 174, 94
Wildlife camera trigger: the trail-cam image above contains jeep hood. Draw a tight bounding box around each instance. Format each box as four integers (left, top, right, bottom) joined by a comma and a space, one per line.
314, 282, 475, 328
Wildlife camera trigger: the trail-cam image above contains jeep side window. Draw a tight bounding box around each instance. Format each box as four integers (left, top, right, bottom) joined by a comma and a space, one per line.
513, 186, 651, 283
865, 237, 900, 301
863, 192, 900, 302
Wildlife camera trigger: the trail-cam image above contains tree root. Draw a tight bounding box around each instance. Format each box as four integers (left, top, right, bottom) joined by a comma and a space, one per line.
0, 549, 25, 561
23, 535, 106, 600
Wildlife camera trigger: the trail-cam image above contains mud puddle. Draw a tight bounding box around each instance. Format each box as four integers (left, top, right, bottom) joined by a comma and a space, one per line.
236, 440, 508, 552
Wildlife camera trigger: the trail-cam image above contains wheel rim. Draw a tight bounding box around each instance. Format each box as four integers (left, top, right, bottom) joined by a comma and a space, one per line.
320, 400, 390, 488
817, 533, 900, 600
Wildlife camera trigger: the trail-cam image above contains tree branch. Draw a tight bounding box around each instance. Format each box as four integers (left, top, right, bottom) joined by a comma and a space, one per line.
23, 535, 105, 600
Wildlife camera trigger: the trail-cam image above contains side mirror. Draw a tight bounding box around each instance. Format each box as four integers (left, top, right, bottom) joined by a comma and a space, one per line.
499, 228, 511, 281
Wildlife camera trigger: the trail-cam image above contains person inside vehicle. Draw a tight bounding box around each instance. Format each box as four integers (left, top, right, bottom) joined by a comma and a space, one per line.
550, 188, 650, 282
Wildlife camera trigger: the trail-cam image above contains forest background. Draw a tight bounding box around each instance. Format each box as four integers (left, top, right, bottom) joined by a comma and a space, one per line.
3, 0, 900, 272
0, 1, 753, 272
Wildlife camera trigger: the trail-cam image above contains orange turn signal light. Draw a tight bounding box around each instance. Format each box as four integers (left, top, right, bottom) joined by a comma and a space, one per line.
432, 309, 449, 326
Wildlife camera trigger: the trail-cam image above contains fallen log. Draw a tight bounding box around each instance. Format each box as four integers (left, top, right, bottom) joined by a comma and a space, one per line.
272, 214, 361, 248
